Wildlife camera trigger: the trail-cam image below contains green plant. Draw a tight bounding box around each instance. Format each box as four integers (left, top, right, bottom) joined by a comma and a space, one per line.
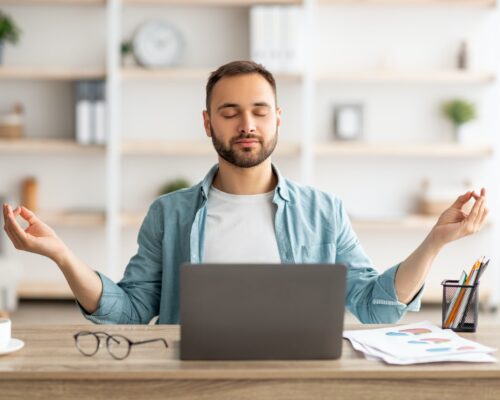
121, 40, 133, 55
442, 99, 476, 127
0, 10, 21, 45
158, 178, 191, 196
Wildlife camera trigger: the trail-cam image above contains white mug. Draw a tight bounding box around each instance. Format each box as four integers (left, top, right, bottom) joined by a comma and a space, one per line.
0, 318, 11, 350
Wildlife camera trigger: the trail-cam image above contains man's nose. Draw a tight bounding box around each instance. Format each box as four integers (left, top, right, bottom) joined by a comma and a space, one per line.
238, 113, 256, 134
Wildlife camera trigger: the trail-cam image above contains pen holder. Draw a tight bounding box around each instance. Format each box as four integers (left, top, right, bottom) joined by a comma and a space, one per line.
441, 279, 479, 332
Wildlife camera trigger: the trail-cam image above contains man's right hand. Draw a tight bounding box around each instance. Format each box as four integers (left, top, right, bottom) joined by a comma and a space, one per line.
3, 203, 103, 314
2, 203, 68, 264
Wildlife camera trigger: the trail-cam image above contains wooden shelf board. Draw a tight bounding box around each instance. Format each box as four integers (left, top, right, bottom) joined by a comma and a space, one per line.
124, 0, 302, 6
317, 70, 495, 84
0, 0, 105, 5
121, 139, 301, 156
352, 214, 440, 230
318, 0, 496, 7
0, 138, 105, 154
316, 142, 494, 158
121, 211, 147, 228
0, 67, 106, 81
38, 210, 106, 227
17, 281, 74, 300
352, 214, 491, 230
121, 67, 301, 82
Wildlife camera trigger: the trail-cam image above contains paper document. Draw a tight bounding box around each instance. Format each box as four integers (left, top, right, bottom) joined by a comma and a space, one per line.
344, 321, 497, 365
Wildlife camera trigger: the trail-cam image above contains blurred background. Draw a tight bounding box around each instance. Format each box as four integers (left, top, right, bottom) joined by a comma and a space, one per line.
0, 0, 498, 326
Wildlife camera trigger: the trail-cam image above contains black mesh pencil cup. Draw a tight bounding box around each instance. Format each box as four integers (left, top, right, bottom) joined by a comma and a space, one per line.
441, 279, 479, 332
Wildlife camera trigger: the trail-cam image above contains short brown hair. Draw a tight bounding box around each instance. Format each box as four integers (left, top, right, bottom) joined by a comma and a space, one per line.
205, 60, 277, 114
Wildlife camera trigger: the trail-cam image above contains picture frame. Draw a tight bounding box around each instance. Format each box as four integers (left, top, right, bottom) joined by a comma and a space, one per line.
333, 104, 364, 141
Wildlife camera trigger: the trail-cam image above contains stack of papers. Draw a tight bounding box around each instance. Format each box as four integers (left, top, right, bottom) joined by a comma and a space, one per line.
344, 321, 497, 365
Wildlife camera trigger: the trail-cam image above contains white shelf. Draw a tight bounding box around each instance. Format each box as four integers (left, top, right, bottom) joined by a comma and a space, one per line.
121, 67, 494, 84
318, 0, 496, 7
0, 0, 105, 4
38, 210, 106, 227
121, 67, 302, 82
315, 142, 494, 158
121, 211, 146, 228
17, 281, 74, 300
317, 70, 495, 84
352, 214, 445, 231
123, 0, 302, 6
121, 139, 302, 156
0, 138, 105, 155
0, 67, 106, 81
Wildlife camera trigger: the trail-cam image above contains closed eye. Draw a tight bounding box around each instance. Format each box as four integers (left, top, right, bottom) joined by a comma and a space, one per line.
254, 106, 269, 117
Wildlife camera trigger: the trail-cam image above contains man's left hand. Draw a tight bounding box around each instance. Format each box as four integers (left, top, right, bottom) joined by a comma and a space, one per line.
431, 188, 488, 247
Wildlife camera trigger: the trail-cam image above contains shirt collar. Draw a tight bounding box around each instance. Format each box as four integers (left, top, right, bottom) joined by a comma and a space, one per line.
200, 163, 290, 202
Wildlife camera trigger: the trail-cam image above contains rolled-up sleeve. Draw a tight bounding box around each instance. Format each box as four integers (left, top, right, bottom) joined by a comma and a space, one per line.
335, 198, 423, 323
77, 200, 164, 324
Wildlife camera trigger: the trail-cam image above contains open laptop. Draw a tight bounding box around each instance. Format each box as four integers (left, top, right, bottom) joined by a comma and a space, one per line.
180, 263, 346, 360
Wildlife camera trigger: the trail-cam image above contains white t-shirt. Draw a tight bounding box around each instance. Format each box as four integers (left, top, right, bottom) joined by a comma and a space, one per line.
202, 186, 281, 263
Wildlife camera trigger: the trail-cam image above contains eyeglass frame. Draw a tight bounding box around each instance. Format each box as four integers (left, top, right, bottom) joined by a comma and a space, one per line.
73, 330, 169, 360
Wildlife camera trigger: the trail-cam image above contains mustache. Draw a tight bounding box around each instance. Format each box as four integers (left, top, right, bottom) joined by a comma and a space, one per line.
231, 134, 262, 143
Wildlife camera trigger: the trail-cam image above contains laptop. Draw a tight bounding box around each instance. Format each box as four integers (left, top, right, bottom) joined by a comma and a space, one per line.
180, 263, 346, 360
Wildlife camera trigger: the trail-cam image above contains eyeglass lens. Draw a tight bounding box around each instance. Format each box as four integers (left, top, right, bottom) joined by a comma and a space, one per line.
106, 334, 130, 360
76, 332, 100, 356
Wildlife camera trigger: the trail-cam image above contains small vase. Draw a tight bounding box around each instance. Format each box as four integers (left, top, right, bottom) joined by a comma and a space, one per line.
454, 125, 462, 143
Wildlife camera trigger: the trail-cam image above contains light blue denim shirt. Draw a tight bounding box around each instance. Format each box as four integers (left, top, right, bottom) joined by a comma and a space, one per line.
79, 163, 422, 325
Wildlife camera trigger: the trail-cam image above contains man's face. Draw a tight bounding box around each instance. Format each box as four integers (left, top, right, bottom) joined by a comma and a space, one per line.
203, 73, 281, 168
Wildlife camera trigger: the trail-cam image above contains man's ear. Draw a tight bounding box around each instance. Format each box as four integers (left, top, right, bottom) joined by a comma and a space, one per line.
276, 106, 282, 130
203, 110, 211, 137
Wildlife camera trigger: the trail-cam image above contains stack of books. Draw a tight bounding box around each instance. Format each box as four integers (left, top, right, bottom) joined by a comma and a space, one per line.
250, 6, 304, 74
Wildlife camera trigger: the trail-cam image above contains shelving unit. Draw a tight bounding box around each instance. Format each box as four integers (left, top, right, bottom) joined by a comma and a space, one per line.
1, 0, 498, 307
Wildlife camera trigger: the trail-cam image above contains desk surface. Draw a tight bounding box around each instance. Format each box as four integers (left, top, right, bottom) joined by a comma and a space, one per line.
2, 324, 500, 379
2, 324, 500, 400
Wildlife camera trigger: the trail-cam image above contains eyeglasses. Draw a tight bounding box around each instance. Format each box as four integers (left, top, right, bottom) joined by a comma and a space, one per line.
74, 331, 168, 360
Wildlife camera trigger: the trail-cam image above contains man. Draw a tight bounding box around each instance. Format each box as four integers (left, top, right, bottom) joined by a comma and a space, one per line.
2, 61, 488, 324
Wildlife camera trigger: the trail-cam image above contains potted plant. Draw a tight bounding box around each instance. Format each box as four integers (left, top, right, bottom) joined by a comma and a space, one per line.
120, 40, 135, 67
442, 99, 476, 143
0, 10, 21, 65
158, 178, 191, 196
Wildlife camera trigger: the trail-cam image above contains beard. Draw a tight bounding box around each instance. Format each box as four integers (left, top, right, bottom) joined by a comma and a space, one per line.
210, 124, 278, 168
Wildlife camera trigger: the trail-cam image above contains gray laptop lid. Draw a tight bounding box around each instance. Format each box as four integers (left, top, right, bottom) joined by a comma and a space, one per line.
180, 263, 346, 360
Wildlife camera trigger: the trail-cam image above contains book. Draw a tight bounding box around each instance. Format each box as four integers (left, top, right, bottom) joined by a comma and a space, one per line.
75, 80, 106, 145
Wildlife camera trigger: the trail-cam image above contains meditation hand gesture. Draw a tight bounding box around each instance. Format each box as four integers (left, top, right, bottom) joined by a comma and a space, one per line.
431, 188, 488, 247
2, 204, 68, 264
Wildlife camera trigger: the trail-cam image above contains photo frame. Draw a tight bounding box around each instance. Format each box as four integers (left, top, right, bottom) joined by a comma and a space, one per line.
333, 104, 364, 141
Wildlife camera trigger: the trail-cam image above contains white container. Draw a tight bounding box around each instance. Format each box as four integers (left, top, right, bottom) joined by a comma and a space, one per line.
0, 318, 11, 350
